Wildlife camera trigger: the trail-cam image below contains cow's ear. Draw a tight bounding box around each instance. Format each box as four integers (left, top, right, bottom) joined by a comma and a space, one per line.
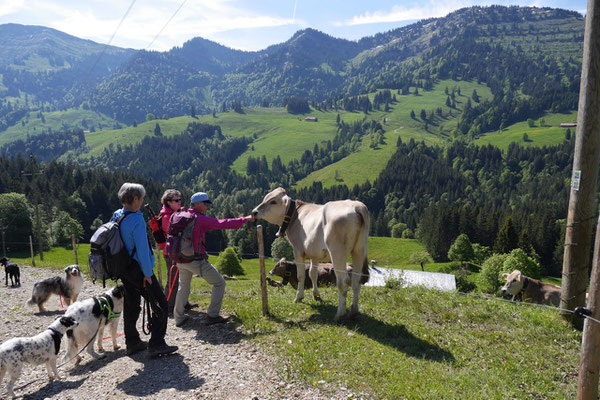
281, 188, 287, 194
280, 257, 286, 262
502, 273, 509, 279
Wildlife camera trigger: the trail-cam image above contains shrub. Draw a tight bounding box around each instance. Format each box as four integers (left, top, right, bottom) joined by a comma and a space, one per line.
447, 234, 474, 263
472, 243, 491, 266
391, 223, 407, 238
401, 228, 414, 239
215, 247, 245, 276
409, 251, 433, 267
478, 253, 509, 294
271, 237, 294, 260
503, 248, 541, 279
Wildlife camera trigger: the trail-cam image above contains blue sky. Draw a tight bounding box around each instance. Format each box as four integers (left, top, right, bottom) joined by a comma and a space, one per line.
0, 0, 588, 51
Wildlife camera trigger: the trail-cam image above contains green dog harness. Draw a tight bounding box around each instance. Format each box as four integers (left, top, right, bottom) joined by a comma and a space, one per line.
96, 296, 121, 321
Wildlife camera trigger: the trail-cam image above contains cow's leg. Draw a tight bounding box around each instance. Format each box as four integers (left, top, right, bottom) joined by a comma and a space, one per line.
309, 261, 321, 301
349, 257, 365, 318
331, 255, 350, 322
294, 254, 306, 303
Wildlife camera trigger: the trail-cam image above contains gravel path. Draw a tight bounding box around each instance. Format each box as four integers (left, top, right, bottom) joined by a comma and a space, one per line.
1, 265, 358, 399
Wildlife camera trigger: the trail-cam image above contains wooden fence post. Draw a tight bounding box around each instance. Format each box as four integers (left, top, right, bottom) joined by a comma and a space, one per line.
29, 235, 35, 267
71, 234, 79, 265
257, 225, 269, 316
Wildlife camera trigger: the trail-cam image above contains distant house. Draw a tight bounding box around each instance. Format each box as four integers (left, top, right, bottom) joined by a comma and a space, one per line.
305, 116, 318, 122
83, 130, 91, 134
560, 123, 577, 128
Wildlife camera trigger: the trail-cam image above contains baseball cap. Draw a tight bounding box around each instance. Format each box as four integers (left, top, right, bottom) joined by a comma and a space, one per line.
190, 192, 212, 204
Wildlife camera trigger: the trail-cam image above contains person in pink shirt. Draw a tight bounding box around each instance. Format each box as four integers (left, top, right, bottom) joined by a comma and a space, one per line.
159, 189, 197, 316
174, 192, 254, 327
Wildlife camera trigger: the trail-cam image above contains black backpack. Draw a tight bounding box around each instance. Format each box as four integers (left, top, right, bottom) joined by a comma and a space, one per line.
89, 212, 136, 286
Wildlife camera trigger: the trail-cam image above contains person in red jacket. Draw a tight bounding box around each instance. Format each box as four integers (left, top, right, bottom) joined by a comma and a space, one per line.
174, 192, 254, 327
159, 189, 198, 316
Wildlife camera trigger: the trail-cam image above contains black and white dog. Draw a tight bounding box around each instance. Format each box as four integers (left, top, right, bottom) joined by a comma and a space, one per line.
0, 316, 78, 398
27, 265, 84, 312
63, 285, 125, 365
0, 257, 20, 287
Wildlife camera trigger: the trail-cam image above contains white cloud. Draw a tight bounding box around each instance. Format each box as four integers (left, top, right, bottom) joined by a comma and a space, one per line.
0, 0, 26, 18
0, 0, 297, 50
336, 0, 544, 26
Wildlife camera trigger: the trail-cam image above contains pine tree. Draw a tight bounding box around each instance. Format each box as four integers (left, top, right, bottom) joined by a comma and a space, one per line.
494, 217, 519, 254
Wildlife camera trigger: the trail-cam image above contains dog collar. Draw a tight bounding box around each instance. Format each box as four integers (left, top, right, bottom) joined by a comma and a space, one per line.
95, 295, 121, 321
47, 327, 63, 355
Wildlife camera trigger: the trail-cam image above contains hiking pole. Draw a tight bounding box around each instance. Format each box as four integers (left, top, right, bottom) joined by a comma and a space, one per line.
144, 204, 163, 287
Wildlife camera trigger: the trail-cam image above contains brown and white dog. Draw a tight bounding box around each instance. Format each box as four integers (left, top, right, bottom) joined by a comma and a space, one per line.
27, 265, 84, 312
501, 269, 561, 307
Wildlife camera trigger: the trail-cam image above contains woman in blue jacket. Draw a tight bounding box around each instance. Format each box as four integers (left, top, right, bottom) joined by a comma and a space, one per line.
112, 182, 178, 358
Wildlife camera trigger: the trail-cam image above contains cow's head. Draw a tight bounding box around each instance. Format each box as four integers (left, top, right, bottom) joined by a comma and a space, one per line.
269, 257, 295, 278
501, 269, 524, 296
252, 187, 289, 226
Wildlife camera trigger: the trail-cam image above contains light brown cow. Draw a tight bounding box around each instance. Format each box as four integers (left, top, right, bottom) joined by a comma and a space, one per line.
501, 269, 561, 307
252, 188, 369, 321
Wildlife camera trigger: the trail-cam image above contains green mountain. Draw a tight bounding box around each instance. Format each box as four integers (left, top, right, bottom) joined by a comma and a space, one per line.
0, 6, 584, 132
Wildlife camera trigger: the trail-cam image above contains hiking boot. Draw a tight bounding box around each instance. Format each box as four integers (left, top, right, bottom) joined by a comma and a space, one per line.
206, 315, 229, 325
175, 315, 189, 327
126, 341, 148, 356
148, 344, 178, 359
184, 302, 198, 311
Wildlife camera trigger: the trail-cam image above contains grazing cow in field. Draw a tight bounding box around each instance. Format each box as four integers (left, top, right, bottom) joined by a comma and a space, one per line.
501, 269, 561, 307
252, 188, 369, 322
269, 258, 350, 290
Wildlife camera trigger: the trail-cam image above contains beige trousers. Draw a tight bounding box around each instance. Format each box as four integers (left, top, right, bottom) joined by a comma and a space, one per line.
174, 258, 225, 324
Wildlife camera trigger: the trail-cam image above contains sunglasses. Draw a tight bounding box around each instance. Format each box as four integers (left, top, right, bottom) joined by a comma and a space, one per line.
171, 199, 182, 202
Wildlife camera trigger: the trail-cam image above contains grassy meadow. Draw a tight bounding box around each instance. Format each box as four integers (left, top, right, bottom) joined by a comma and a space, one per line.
9, 242, 583, 399
29, 78, 493, 190
474, 111, 577, 151
0, 108, 118, 146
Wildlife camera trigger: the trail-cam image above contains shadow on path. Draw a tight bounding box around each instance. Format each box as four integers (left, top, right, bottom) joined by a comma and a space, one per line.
116, 353, 204, 396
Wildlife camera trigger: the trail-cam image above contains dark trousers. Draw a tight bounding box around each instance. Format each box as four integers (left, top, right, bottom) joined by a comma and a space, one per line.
121, 269, 168, 350
163, 255, 178, 313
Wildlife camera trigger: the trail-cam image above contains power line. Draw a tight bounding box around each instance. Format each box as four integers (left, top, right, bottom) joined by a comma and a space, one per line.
147, 0, 188, 50
63, 0, 138, 103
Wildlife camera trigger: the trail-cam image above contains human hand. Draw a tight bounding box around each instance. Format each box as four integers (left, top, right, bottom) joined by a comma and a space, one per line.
246, 215, 255, 222
143, 276, 152, 287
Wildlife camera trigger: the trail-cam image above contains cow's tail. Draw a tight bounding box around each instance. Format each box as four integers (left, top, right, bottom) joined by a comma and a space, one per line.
354, 204, 370, 284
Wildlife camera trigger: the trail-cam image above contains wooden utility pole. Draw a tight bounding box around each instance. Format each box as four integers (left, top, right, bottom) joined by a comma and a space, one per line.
21, 154, 44, 262
257, 225, 269, 316
561, 0, 600, 328
578, 215, 600, 398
